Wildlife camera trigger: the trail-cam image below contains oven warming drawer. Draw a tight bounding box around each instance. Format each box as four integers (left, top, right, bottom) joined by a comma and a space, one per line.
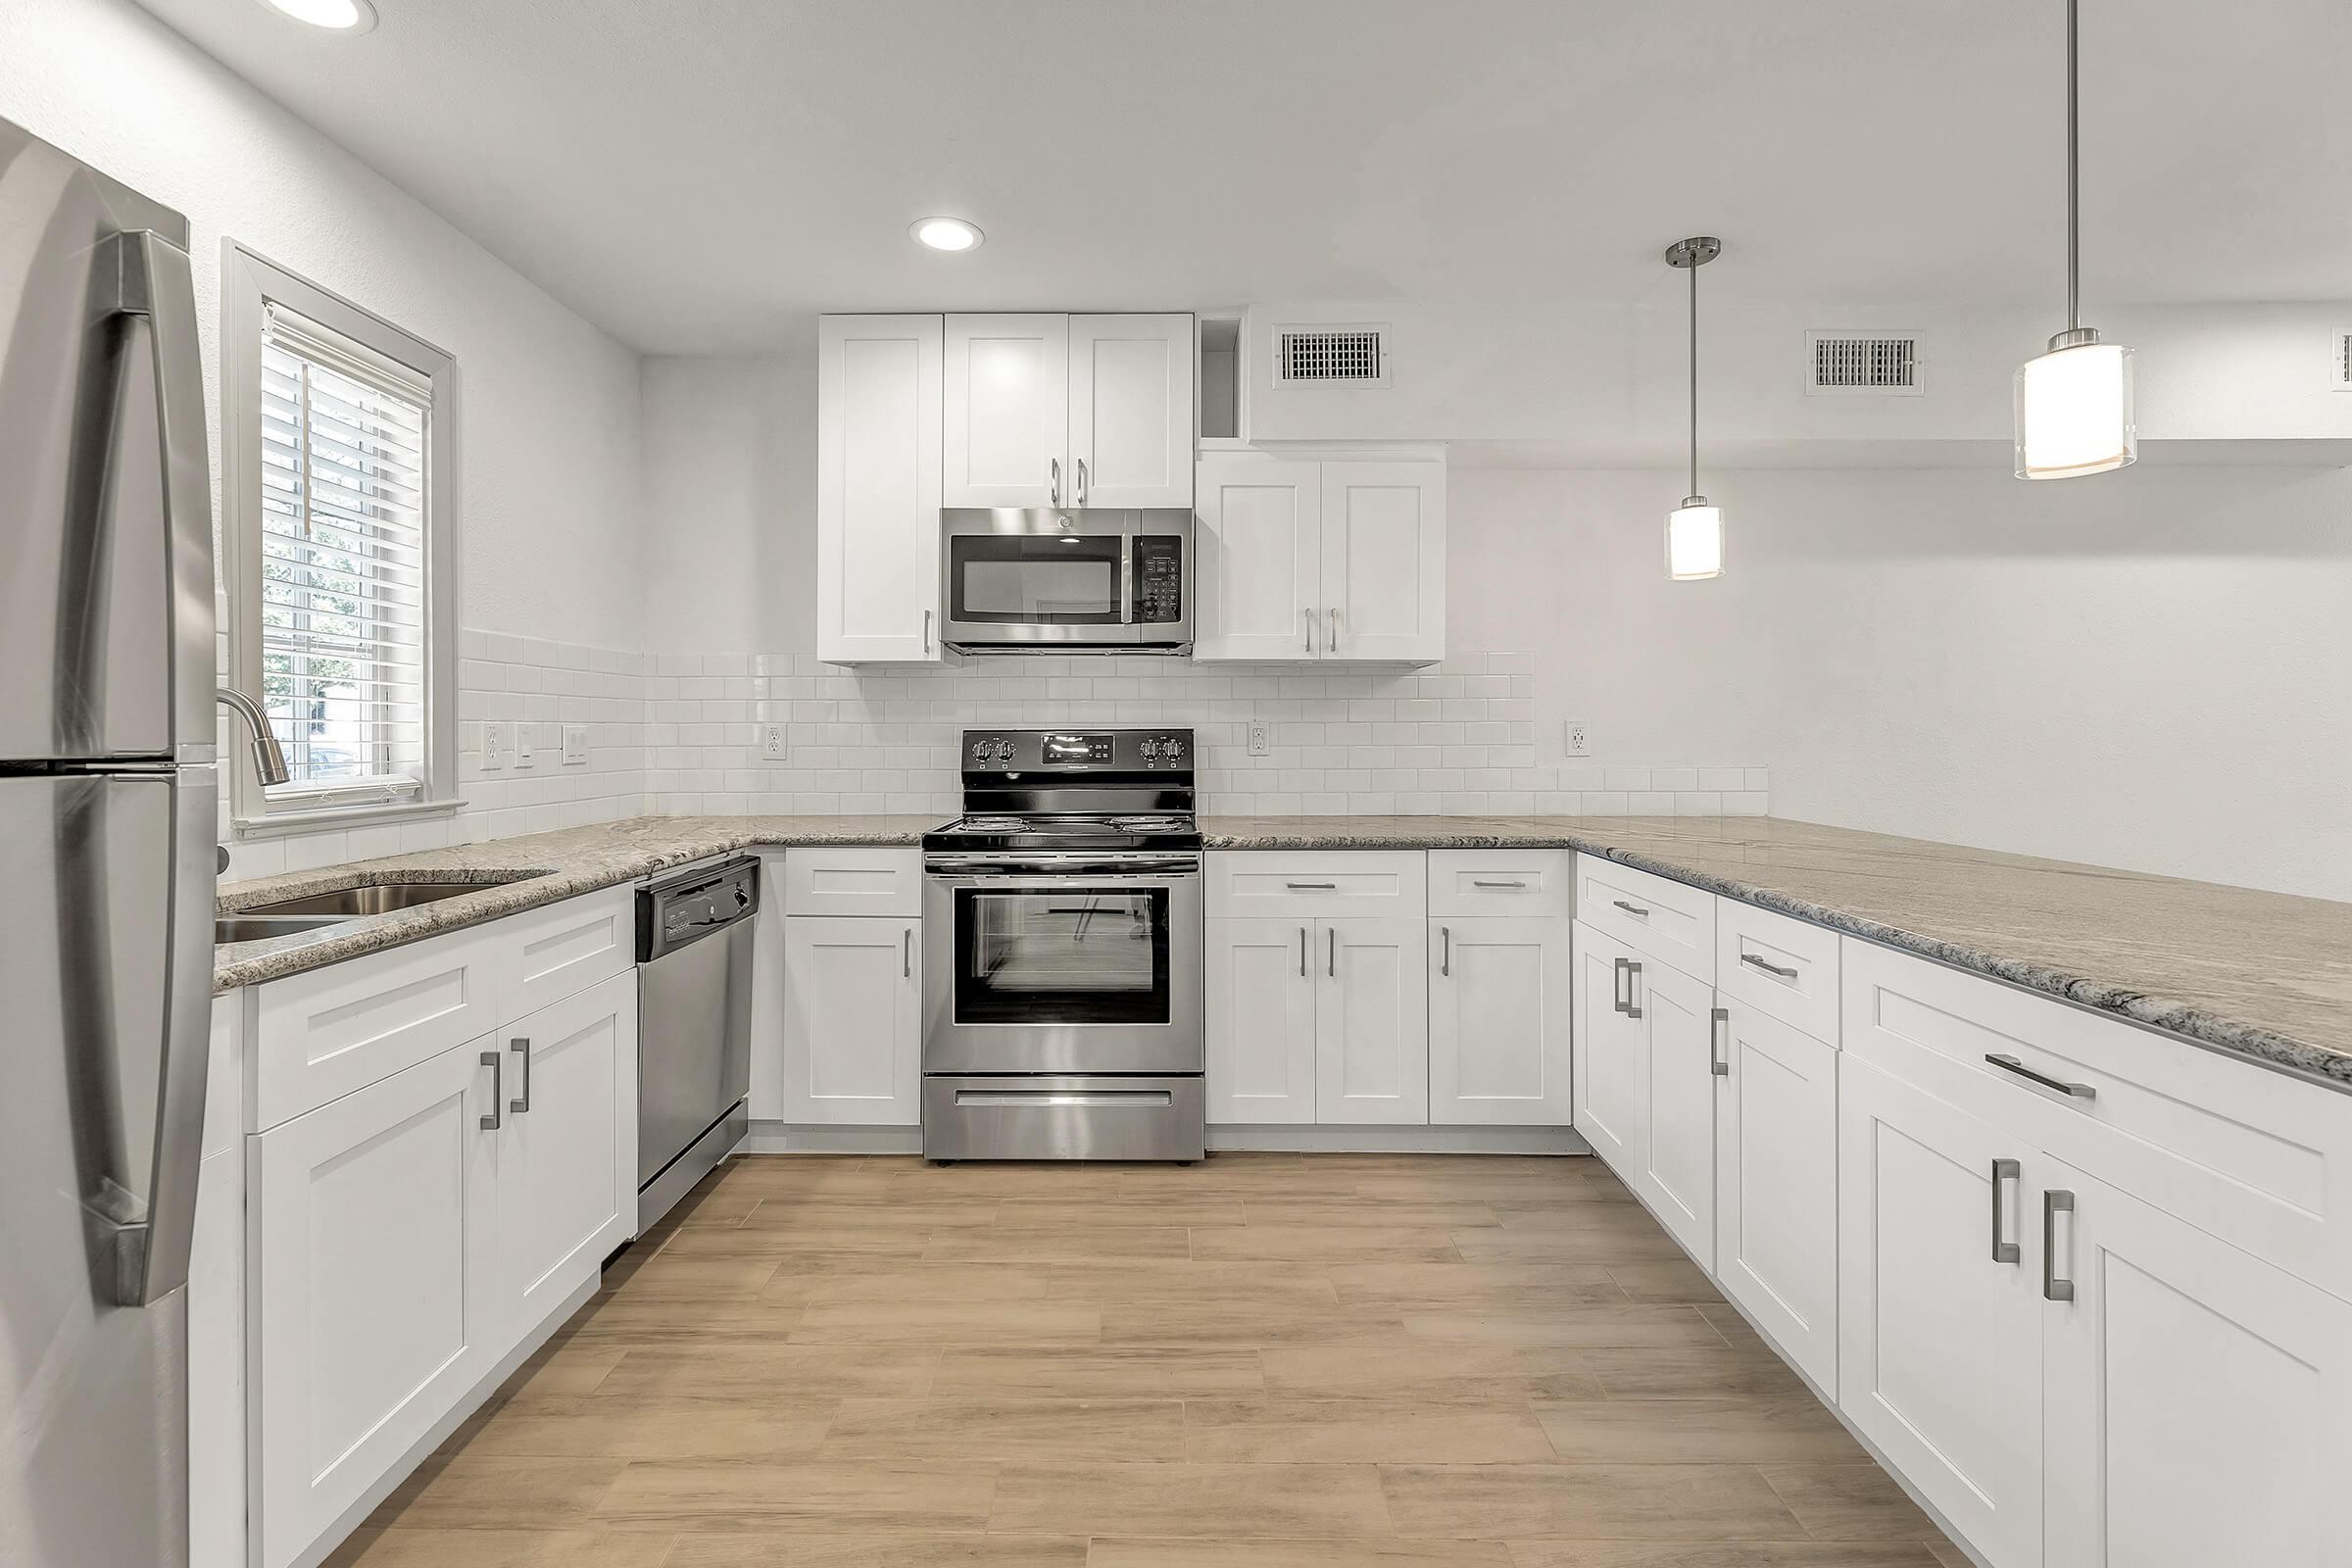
922, 1075, 1205, 1162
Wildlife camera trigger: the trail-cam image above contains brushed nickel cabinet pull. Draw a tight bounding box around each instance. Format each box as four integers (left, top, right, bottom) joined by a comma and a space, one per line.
1328, 927, 1337, 977
1286, 881, 1337, 890
1709, 1006, 1730, 1075
1611, 956, 1629, 1013
1471, 879, 1526, 889
480, 1053, 503, 1131
904, 926, 912, 978
1740, 953, 1799, 980
1076, 457, 1088, 507
1986, 1053, 2096, 1101
1624, 959, 1642, 1019
509, 1038, 532, 1114
1441, 926, 1451, 977
2044, 1190, 2077, 1300
1298, 926, 1307, 978
1990, 1157, 2021, 1263
1302, 608, 1314, 655
1612, 898, 1650, 918
1050, 457, 1061, 506
1326, 608, 1340, 652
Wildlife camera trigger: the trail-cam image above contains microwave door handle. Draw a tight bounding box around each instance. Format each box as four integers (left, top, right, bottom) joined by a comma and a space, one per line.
1121, 531, 1134, 627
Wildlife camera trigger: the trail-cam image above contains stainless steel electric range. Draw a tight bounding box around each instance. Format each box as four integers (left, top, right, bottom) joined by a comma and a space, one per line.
920, 728, 1204, 1162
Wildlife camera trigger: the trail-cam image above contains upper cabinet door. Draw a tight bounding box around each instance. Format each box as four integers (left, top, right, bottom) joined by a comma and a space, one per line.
1193, 454, 1322, 661
1068, 314, 1195, 508
1320, 460, 1446, 662
945, 314, 1068, 508
817, 315, 944, 663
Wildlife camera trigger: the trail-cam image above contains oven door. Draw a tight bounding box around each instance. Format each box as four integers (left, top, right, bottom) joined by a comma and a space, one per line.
923, 859, 1202, 1074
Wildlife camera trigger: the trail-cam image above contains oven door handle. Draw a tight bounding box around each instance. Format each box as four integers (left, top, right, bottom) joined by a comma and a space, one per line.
926, 860, 1201, 880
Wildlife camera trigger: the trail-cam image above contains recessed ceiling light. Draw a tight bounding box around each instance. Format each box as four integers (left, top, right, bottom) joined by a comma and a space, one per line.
910, 218, 983, 253
255, 0, 378, 31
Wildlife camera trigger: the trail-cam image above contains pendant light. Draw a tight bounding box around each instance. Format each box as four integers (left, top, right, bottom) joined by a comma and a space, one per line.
1664, 235, 1724, 580
2014, 0, 2134, 478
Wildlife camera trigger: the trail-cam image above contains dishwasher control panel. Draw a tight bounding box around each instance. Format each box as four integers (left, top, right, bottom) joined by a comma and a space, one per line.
637, 858, 761, 961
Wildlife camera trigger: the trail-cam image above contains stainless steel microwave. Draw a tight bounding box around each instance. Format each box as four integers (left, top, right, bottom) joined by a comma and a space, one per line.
939, 508, 1193, 653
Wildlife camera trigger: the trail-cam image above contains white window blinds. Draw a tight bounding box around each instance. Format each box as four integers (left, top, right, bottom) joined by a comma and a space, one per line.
258, 305, 433, 808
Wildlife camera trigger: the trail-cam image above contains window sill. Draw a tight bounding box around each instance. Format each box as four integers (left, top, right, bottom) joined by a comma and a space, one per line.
231, 796, 466, 840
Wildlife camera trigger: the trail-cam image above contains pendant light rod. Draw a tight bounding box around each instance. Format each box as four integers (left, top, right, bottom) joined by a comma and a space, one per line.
1664, 236, 1721, 501
2066, 0, 2080, 332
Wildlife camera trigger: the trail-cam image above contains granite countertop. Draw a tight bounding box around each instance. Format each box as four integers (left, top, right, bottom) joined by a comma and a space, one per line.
216, 811, 2352, 1090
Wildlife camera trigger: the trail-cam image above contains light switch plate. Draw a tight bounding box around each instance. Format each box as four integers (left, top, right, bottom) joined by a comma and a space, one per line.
481, 722, 506, 770
760, 723, 788, 762
1247, 719, 1272, 758
514, 725, 535, 769
561, 723, 588, 765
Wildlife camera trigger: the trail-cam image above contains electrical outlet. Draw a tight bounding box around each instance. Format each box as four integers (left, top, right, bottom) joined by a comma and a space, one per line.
1247, 719, 1272, 758
760, 723, 788, 762
480, 722, 506, 770
1564, 720, 1591, 759
514, 724, 536, 769
561, 724, 589, 765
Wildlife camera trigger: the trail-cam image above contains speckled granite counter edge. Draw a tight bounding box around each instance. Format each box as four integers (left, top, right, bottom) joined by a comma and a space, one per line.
1197, 823, 2349, 1088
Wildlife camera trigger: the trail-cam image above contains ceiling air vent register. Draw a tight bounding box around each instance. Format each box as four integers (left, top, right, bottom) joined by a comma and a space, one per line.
1806, 332, 1923, 396
1276, 326, 1387, 385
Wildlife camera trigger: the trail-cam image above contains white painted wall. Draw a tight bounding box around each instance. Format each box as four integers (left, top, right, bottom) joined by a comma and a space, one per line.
1451, 465, 2352, 902
0, 0, 646, 649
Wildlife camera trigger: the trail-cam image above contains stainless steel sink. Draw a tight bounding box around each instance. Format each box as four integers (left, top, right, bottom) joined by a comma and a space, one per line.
240, 880, 501, 918
215, 913, 350, 944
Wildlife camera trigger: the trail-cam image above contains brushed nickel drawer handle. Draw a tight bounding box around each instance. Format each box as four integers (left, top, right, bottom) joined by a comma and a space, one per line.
1985, 1053, 2096, 1101
1611, 899, 1650, 918
1624, 958, 1642, 1019
904, 926, 912, 978
1611, 956, 1629, 1013
1709, 1006, 1730, 1075
1050, 457, 1061, 507
1990, 1157, 2021, 1264
1298, 926, 1307, 978
1441, 926, 1451, 977
1472, 879, 1526, 889
2043, 1190, 2077, 1301
1286, 881, 1337, 890
1302, 608, 1314, 655
1328, 927, 1337, 977
480, 1053, 503, 1132
509, 1037, 532, 1115
1740, 953, 1799, 980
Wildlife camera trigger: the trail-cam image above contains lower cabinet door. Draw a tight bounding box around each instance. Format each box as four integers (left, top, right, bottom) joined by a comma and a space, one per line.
1712, 1001, 1839, 1394
1313, 915, 1429, 1124
1838, 1054, 2044, 1568
1429, 916, 1572, 1126
1634, 958, 1717, 1267
2041, 1157, 2352, 1568
250, 1040, 500, 1568
500, 970, 637, 1331
1570, 920, 1642, 1175
1204, 917, 1317, 1123
781, 915, 922, 1124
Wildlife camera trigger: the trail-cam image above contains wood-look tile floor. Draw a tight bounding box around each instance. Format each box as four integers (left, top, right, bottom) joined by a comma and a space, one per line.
331, 1153, 1968, 1568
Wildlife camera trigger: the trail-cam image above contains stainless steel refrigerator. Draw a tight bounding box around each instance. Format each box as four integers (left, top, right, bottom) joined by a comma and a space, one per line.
1, 116, 218, 1568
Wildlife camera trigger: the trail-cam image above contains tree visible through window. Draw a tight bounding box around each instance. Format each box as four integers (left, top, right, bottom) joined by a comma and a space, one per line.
258, 310, 430, 803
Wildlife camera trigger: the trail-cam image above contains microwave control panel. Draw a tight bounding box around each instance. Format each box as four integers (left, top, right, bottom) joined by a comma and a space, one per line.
1132, 535, 1184, 624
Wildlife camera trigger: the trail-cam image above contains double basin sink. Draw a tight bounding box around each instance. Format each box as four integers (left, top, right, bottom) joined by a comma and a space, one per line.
216, 879, 521, 945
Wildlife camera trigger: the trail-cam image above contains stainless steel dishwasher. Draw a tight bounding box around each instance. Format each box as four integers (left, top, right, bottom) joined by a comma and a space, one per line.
635, 858, 759, 1229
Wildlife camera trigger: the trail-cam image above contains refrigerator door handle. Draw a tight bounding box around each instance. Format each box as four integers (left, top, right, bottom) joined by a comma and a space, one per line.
127, 765, 219, 1305
98, 227, 218, 764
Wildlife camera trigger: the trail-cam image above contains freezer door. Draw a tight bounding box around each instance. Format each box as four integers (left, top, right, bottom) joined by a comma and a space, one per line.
0, 118, 214, 765
0, 767, 216, 1568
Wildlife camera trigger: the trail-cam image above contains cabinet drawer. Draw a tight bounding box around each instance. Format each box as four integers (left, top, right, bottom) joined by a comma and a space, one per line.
780, 846, 923, 917
1207, 851, 1427, 919
1843, 938, 2352, 1299
495, 886, 635, 1023
1576, 855, 1714, 981
1428, 849, 1572, 918
251, 924, 499, 1132
1716, 900, 1840, 1045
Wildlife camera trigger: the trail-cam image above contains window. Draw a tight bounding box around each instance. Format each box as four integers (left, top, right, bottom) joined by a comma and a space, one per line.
222, 247, 457, 830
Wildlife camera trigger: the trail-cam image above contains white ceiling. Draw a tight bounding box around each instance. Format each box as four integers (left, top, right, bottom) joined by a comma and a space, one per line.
138, 0, 2352, 354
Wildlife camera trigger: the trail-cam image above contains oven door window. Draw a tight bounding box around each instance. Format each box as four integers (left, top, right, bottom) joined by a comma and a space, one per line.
949, 535, 1124, 624
952, 886, 1170, 1024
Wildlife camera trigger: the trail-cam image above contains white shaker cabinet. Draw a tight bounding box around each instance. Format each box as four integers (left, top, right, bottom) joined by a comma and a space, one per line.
817, 314, 945, 662
945, 312, 1194, 510
780, 913, 923, 1125
1838, 1054, 2045, 1568
1630, 956, 1717, 1266
2039, 1156, 2352, 1568
944, 313, 1068, 507
1570, 919, 1643, 1172
1194, 452, 1445, 663
249, 1040, 501, 1568
1429, 915, 1572, 1125
1314, 915, 1430, 1125
1711, 1000, 1839, 1393
1204, 916, 1319, 1124
497, 971, 637, 1333
1068, 313, 1195, 507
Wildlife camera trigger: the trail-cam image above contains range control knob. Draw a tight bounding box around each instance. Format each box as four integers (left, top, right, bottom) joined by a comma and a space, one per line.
1140, 737, 1162, 764
1159, 736, 1186, 762
991, 738, 1016, 764
970, 738, 994, 763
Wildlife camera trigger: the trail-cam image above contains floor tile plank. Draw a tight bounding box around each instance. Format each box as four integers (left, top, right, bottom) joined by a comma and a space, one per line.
1380, 1464, 1807, 1541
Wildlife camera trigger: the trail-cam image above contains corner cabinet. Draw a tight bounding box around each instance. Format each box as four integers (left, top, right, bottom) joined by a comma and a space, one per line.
1195, 451, 1445, 663
817, 314, 945, 663
944, 312, 1194, 510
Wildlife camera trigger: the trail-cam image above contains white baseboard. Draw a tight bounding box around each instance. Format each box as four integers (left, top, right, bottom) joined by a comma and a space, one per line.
742, 1121, 921, 1154
1210, 1124, 1592, 1155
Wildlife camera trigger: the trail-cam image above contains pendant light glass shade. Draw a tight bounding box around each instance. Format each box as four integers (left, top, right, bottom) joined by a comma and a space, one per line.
1665, 499, 1724, 580
2014, 336, 2134, 478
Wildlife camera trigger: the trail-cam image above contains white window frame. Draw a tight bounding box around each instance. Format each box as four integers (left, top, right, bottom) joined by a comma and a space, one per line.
220, 242, 460, 835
